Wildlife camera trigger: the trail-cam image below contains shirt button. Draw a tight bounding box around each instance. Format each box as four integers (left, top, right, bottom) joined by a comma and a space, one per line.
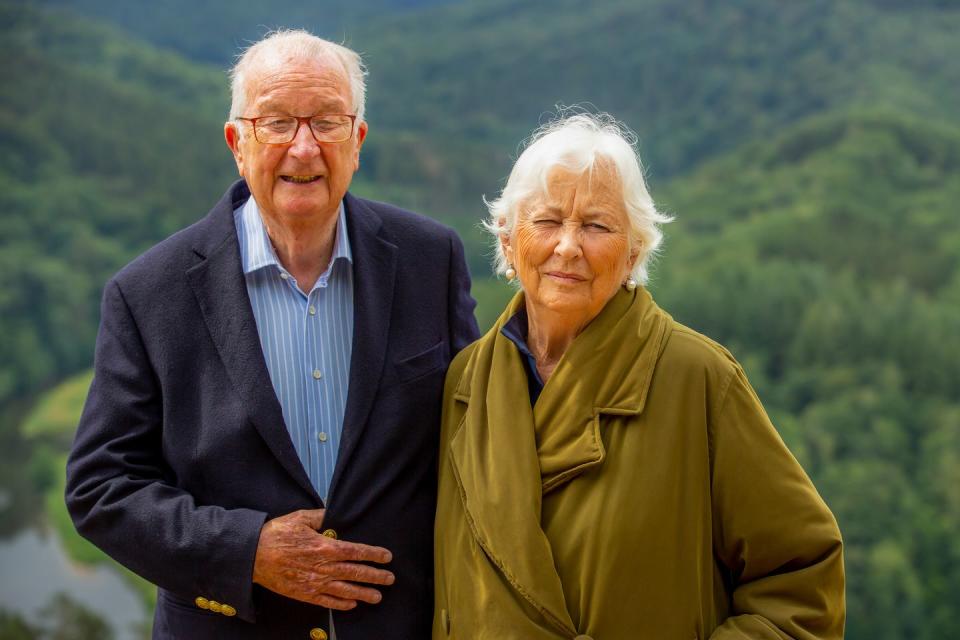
318, 431, 328, 442
308, 305, 317, 315
312, 369, 322, 380
280, 272, 289, 280
309, 629, 328, 640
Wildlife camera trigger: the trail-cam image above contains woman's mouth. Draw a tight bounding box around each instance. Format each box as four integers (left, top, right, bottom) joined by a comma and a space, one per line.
546, 271, 586, 282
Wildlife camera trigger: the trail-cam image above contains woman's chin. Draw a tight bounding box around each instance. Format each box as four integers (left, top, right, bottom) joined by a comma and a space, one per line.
529, 292, 595, 317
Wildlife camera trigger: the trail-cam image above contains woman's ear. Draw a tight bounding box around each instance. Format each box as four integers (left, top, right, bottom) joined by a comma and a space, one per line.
498, 218, 514, 264
627, 240, 642, 272
500, 232, 513, 264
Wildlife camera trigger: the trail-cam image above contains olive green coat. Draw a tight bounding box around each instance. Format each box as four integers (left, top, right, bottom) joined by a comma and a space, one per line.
433, 288, 844, 639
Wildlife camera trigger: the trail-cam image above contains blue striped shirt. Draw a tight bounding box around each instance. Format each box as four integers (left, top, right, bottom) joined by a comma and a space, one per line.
234, 197, 354, 502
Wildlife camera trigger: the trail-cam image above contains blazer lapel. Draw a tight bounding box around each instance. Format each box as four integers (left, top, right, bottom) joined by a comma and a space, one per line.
185, 182, 322, 504
328, 194, 398, 500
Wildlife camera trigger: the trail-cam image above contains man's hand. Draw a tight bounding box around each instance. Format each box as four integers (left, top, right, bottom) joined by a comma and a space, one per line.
252, 509, 395, 610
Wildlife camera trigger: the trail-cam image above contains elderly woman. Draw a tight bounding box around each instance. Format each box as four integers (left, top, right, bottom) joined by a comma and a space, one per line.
433, 113, 844, 639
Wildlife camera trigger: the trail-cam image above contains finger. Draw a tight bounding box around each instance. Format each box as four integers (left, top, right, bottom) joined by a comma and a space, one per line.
329, 540, 393, 564
294, 508, 327, 531
322, 561, 395, 585
323, 580, 384, 605
311, 593, 358, 611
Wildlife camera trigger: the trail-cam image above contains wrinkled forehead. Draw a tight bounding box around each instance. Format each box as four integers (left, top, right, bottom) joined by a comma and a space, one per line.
244, 51, 351, 104
535, 159, 625, 204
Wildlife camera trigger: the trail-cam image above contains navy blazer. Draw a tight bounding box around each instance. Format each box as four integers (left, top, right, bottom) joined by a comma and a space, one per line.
66, 181, 479, 639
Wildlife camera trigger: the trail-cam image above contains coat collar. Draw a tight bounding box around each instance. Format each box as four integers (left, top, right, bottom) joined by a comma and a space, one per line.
183, 182, 398, 507
448, 287, 672, 634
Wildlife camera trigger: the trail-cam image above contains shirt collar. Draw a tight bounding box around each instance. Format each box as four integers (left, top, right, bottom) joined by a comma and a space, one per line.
500, 308, 546, 402
235, 196, 352, 276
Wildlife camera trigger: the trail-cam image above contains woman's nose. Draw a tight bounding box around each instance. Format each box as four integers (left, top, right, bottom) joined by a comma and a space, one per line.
554, 224, 583, 259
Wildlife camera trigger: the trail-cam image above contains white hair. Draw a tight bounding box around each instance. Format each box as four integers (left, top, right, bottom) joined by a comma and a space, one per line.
228, 29, 367, 124
484, 111, 672, 285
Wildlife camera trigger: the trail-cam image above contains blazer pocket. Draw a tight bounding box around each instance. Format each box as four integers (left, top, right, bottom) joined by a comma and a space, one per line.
395, 340, 445, 384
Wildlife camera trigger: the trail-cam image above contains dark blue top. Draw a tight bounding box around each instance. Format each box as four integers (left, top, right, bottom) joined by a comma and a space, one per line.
500, 309, 545, 404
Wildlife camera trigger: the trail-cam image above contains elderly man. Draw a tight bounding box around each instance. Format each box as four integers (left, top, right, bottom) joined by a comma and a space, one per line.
66, 30, 478, 639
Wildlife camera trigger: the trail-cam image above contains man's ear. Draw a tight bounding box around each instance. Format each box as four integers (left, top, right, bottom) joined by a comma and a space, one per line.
353, 120, 369, 171
224, 122, 245, 177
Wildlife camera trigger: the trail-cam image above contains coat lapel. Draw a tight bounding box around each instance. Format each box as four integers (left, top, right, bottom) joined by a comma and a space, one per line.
534, 288, 671, 493
448, 295, 578, 637
185, 181, 321, 504
327, 194, 398, 500
446, 289, 673, 636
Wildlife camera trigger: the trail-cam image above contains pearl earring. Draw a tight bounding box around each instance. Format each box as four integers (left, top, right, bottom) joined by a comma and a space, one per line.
624, 277, 637, 291
505, 265, 517, 280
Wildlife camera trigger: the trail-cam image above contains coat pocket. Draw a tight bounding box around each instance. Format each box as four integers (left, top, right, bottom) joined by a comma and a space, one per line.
394, 340, 445, 384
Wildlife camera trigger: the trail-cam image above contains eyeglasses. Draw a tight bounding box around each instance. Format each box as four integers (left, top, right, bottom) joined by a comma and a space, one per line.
236, 114, 357, 144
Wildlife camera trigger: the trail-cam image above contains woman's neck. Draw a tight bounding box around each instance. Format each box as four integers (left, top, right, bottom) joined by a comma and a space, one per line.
525, 304, 590, 382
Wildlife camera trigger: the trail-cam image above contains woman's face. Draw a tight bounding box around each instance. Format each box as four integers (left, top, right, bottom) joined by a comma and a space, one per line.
502, 163, 637, 327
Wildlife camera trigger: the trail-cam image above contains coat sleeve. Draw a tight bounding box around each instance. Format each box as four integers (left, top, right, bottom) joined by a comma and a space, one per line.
446, 230, 480, 354
709, 366, 845, 640
65, 279, 268, 623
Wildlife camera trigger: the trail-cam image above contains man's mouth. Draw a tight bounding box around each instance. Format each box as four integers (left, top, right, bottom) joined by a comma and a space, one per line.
280, 175, 322, 184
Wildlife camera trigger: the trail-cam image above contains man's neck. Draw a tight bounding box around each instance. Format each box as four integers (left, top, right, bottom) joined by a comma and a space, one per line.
261, 206, 341, 293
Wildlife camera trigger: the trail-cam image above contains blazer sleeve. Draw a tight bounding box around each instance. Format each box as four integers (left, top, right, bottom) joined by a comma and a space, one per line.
709, 367, 845, 640
446, 230, 480, 354
65, 279, 268, 623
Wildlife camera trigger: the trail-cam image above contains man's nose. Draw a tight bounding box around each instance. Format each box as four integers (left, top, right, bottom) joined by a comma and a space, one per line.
554, 224, 583, 259
288, 121, 321, 157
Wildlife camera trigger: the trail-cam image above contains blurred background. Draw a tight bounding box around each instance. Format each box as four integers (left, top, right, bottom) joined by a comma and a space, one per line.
1, 0, 958, 637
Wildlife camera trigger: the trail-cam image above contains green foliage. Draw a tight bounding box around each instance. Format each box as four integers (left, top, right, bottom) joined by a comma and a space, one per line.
2, 1, 960, 638
39, 593, 114, 640
21, 372, 92, 440
0, 2, 235, 418
0, 594, 118, 640
0, 607, 40, 640
653, 111, 960, 639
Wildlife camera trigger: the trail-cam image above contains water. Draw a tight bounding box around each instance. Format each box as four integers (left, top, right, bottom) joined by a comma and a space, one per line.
0, 526, 148, 639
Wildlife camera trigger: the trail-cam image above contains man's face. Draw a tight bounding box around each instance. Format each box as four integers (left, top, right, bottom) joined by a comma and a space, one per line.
225, 56, 367, 225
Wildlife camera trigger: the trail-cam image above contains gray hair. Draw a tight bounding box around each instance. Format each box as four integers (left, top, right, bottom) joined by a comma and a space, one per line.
484, 112, 672, 285
228, 29, 367, 124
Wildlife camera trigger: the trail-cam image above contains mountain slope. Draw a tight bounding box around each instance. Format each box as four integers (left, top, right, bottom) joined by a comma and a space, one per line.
651, 110, 960, 639
0, 2, 236, 411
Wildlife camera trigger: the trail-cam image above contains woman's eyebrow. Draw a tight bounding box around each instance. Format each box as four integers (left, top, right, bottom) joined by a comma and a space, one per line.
582, 208, 620, 220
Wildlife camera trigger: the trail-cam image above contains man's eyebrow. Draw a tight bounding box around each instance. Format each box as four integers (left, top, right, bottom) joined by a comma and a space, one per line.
255, 98, 348, 114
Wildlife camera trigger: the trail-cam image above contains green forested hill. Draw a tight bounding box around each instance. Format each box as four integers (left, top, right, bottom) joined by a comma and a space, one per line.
46, 0, 960, 179
0, 2, 235, 412
359, 0, 960, 178
3, 1, 960, 638
37, 0, 460, 64
652, 111, 960, 639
